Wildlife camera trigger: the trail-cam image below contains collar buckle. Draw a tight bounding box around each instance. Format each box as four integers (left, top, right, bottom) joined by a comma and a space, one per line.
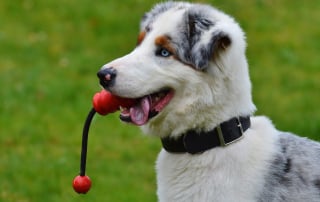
217, 117, 245, 146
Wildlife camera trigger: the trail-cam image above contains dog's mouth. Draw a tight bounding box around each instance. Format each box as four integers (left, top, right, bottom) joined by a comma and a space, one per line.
119, 89, 174, 126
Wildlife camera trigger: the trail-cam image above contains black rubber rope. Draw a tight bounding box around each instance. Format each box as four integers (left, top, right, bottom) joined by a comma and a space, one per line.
79, 108, 96, 176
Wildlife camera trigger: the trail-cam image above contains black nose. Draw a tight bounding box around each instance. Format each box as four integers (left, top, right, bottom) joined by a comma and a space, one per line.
97, 67, 117, 88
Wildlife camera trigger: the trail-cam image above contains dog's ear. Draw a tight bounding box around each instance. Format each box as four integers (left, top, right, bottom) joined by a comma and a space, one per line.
187, 14, 231, 70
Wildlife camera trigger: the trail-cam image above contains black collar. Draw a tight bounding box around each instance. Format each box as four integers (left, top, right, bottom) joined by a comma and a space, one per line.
161, 116, 251, 154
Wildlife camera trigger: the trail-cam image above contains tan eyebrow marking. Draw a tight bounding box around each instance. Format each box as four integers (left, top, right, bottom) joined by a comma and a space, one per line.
154, 35, 175, 55
137, 31, 146, 45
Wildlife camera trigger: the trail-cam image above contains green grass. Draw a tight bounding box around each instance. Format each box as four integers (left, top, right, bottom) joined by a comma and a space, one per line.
0, 0, 319, 201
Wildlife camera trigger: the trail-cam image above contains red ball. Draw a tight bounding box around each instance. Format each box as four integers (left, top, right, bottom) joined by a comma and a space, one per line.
72, 175, 92, 194
92, 90, 136, 115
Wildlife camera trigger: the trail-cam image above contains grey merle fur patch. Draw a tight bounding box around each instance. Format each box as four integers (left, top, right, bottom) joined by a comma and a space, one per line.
258, 133, 320, 201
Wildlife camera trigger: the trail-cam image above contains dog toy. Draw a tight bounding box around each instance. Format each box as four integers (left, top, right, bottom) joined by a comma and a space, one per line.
72, 90, 136, 194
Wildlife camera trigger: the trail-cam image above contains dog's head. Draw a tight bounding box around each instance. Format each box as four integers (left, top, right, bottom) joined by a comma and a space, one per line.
98, 2, 256, 137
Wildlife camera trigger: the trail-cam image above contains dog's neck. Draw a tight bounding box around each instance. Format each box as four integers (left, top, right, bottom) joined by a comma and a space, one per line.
160, 116, 251, 154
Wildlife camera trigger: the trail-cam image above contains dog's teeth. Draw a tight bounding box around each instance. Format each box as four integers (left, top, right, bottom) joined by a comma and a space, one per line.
120, 106, 128, 111
151, 92, 167, 103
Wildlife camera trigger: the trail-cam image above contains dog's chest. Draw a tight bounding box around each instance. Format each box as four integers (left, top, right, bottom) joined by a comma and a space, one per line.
155, 117, 279, 202
156, 150, 263, 202
155, 128, 278, 201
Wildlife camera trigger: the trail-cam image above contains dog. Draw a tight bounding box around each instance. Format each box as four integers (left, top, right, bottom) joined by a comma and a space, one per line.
97, 2, 320, 201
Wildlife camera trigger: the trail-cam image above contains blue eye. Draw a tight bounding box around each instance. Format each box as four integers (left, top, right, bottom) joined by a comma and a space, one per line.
156, 48, 172, 57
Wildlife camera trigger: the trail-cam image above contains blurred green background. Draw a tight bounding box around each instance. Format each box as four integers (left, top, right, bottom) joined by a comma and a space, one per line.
0, 0, 319, 201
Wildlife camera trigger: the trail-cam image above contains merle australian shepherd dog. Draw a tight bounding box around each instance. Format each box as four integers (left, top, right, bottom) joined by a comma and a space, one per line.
97, 2, 320, 201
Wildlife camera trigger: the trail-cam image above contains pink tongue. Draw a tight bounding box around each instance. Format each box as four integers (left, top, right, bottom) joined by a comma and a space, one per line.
130, 96, 150, 126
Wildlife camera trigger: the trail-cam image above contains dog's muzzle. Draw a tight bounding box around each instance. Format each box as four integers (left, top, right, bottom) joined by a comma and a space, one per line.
97, 67, 117, 88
